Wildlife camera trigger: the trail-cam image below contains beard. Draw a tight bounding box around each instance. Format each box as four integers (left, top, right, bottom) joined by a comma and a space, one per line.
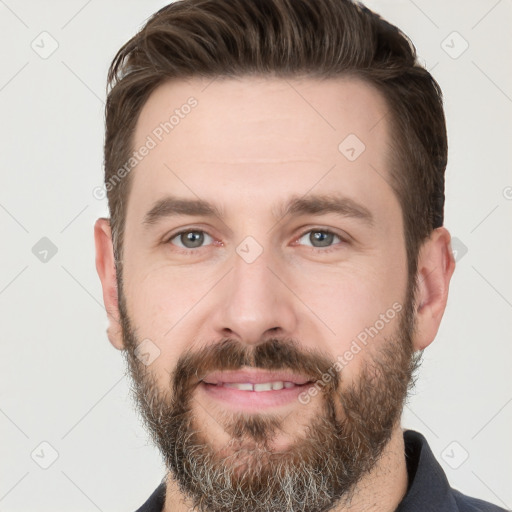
119, 284, 421, 512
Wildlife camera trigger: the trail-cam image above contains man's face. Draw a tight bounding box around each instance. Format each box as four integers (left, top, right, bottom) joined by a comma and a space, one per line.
118, 77, 418, 511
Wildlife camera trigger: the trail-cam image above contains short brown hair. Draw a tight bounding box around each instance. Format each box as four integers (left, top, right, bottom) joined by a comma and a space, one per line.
104, 0, 447, 286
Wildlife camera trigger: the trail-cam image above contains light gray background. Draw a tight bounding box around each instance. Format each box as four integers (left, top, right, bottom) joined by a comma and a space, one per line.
1, 1, 511, 510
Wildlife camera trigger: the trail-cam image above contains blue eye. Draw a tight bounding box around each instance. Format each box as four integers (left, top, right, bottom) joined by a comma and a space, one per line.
297, 229, 342, 248
168, 230, 214, 249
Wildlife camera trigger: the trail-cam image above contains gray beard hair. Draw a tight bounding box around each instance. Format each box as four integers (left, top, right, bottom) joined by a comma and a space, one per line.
120, 292, 420, 512
163, 398, 365, 512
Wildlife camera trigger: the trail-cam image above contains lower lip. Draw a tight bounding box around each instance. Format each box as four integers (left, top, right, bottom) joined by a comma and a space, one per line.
199, 382, 313, 410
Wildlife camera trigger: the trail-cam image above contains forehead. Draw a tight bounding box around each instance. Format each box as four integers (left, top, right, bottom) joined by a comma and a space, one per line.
128, 75, 395, 224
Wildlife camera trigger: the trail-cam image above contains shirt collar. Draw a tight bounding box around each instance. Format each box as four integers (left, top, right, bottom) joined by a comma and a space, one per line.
396, 429, 458, 511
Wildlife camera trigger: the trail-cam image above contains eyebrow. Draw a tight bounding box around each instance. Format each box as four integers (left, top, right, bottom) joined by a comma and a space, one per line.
143, 196, 223, 225
142, 193, 374, 227
274, 194, 374, 227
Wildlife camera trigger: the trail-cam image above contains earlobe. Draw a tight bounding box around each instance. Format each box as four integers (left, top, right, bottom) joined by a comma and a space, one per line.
94, 218, 125, 350
412, 227, 456, 351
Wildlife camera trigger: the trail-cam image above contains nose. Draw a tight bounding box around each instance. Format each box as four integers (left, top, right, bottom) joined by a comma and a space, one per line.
210, 245, 299, 345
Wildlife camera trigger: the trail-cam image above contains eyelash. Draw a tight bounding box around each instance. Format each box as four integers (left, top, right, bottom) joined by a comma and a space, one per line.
164, 228, 347, 254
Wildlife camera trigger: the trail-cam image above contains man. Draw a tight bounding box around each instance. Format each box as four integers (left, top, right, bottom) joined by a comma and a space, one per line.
94, 0, 506, 511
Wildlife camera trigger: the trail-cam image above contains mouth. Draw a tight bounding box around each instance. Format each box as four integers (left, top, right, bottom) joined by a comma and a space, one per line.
198, 369, 316, 410
205, 381, 306, 391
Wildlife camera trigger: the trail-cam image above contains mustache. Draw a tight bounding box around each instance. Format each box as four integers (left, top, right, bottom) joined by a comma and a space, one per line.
170, 337, 340, 397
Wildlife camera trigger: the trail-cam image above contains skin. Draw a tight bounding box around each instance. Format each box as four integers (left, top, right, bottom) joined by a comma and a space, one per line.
95, 76, 455, 511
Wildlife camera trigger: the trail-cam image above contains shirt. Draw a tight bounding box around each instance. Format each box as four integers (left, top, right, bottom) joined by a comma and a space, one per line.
134, 429, 508, 512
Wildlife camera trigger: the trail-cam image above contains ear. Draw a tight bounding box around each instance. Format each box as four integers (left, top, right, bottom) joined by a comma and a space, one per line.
412, 227, 456, 351
94, 218, 124, 350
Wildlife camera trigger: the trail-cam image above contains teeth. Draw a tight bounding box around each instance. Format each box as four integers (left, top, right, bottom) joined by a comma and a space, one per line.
219, 381, 298, 391
254, 382, 272, 392
223, 382, 254, 391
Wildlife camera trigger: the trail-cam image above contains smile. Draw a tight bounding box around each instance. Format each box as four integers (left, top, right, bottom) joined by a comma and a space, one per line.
205, 381, 304, 391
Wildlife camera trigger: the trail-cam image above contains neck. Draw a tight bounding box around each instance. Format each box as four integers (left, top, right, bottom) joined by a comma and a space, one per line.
163, 424, 408, 512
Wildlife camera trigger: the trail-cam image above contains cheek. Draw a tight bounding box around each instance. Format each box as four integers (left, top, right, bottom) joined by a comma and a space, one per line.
292, 258, 405, 329
287, 259, 407, 379
126, 257, 207, 319
122, 267, 207, 383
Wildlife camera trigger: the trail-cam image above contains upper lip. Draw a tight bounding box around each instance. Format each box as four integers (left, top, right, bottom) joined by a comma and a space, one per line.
200, 369, 315, 385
